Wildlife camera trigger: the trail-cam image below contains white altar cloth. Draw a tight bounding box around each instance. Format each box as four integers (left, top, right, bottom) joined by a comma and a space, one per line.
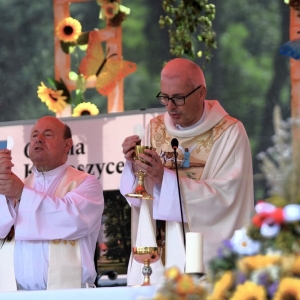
0, 285, 159, 300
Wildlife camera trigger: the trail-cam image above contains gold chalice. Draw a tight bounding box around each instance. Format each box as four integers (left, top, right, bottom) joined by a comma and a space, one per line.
132, 246, 161, 286
125, 145, 155, 200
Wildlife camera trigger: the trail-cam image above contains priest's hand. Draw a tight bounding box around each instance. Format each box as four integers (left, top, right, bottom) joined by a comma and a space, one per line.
122, 135, 142, 173
122, 135, 141, 162
0, 149, 14, 174
136, 148, 164, 186
0, 172, 24, 200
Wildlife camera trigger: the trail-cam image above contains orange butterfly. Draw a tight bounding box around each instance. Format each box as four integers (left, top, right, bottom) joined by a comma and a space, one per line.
79, 30, 137, 96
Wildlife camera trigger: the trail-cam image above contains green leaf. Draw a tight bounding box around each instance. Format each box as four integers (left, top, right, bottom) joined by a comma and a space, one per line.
69, 71, 78, 81
46, 77, 57, 89
78, 44, 88, 51
77, 31, 89, 45
75, 90, 84, 106
60, 41, 76, 54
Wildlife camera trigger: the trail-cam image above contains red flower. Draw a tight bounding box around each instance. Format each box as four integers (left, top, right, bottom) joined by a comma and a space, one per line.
252, 208, 284, 228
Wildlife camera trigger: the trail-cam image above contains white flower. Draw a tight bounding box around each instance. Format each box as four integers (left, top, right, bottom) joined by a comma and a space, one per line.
284, 204, 300, 222
230, 227, 260, 255
255, 202, 276, 214
260, 222, 280, 238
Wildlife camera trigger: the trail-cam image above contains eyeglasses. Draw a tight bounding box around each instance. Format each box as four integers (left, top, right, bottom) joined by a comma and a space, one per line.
156, 85, 201, 106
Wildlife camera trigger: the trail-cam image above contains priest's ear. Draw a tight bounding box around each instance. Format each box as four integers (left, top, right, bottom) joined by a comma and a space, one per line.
200, 85, 207, 99
64, 137, 73, 154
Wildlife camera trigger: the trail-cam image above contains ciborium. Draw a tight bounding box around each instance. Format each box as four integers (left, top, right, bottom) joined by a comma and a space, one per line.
132, 246, 161, 286
125, 145, 155, 200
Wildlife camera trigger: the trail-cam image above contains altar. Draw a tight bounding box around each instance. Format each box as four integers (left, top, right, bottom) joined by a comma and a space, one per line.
0, 285, 159, 300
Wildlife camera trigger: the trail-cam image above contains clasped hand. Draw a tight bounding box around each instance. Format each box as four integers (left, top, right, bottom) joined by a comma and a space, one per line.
122, 135, 164, 186
0, 149, 24, 200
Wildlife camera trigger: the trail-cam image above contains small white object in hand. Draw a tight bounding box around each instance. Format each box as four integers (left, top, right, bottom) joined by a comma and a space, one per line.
7, 136, 14, 150
133, 124, 144, 140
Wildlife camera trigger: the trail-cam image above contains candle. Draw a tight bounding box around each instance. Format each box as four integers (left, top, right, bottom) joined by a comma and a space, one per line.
185, 232, 203, 274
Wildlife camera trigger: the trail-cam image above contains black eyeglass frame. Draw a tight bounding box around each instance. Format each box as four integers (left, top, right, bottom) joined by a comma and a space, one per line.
156, 85, 202, 106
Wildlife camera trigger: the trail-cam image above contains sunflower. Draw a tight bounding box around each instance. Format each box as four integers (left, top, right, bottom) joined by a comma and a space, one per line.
37, 82, 68, 113
164, 267, 181, 282
55, 17, 82, 43
230, 281, 267, 300
174, 273, 196, 295
239, 255, 280, 271
273, 277, 300, 300
292, 255, 300, 275
72, 102, 99, 117
210, 271, 233, 299
103, 2, 119, 19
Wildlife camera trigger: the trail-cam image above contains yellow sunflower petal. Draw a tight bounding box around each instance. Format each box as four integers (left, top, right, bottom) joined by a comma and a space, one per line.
55, 17, 82, 43
164, 267, 181, 281
72, 102, 99, 117
273, 277, 300, 300
175, 274, 196, 295
239, 255, 280, 271
37, 82, 67, 113
231, 281, 266, 300
211, 271, 233, 299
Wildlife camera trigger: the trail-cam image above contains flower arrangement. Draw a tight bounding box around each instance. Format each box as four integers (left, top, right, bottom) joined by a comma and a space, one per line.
154, 267, 208, 300
37, 0, 132, 117
154, 106, 300, 299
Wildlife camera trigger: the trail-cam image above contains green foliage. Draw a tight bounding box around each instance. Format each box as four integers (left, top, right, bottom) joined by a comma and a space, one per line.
159, 0, 217, 61
102, 191, 131, 265
47, 78, 71, 103
209, 248, 238, 281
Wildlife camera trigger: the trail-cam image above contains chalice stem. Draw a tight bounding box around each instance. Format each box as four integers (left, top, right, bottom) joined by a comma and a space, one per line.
142, 260, 152, 286
135, 171, 147, 194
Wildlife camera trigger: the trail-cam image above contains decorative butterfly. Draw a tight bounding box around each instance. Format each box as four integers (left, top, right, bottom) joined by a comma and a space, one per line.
78, 30, 136, 96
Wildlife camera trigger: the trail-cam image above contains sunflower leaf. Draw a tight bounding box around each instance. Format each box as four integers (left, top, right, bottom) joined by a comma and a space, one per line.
77, 32, 89, 45
46, 78, 57, 89
49, 78, 72, 104
75, 90, 84, 106
69, 71, 78, 81
60, 41, 76, 54
78, 44, 88, 51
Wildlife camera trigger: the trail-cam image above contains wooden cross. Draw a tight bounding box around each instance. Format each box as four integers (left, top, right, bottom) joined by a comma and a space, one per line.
53, 0, 124, 114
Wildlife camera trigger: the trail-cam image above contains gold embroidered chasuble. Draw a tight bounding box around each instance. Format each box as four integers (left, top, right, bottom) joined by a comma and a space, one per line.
127, 114, 238, 285
125, 100, 254, 286
0, 166, 88, 292
149, 114, 238, 268
150, 114, 238, 181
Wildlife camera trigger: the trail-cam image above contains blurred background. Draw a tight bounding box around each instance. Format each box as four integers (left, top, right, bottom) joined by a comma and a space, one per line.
0, 0, 292, 278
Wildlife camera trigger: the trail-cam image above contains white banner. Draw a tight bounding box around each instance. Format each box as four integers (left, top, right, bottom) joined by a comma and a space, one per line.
0, 108, 164, 191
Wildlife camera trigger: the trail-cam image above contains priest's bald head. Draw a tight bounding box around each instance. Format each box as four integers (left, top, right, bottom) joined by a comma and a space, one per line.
29, 116, 73, 172
158, 58, 207, 128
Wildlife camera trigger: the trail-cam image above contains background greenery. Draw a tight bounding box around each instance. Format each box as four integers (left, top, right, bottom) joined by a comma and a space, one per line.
0, 0, 291, 199
0, 0, 292, 276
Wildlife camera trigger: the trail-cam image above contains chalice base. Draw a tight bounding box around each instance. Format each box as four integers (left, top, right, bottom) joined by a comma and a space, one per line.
125, 190, 153, 200
125, 172, 154, 200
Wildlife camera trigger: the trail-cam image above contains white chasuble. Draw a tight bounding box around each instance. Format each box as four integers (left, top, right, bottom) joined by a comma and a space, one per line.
0, 166, 88, 291
123, 100, 254, 285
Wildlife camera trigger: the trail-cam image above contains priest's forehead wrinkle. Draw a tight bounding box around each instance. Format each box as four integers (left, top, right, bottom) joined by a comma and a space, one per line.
161, 58, 206, 89
30, 116, 69, 138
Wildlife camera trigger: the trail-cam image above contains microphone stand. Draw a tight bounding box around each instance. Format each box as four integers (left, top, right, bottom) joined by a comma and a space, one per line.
173, 147, 186, 248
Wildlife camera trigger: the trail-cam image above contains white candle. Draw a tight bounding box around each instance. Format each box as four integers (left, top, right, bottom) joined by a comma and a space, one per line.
185, 232, 203, 273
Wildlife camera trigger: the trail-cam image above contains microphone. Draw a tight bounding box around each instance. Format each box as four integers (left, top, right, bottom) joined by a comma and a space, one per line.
171, 138, 186, 248
171, 138, 178, 150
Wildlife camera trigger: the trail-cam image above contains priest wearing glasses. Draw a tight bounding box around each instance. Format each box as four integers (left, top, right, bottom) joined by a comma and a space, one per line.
120, 58, 254, 285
